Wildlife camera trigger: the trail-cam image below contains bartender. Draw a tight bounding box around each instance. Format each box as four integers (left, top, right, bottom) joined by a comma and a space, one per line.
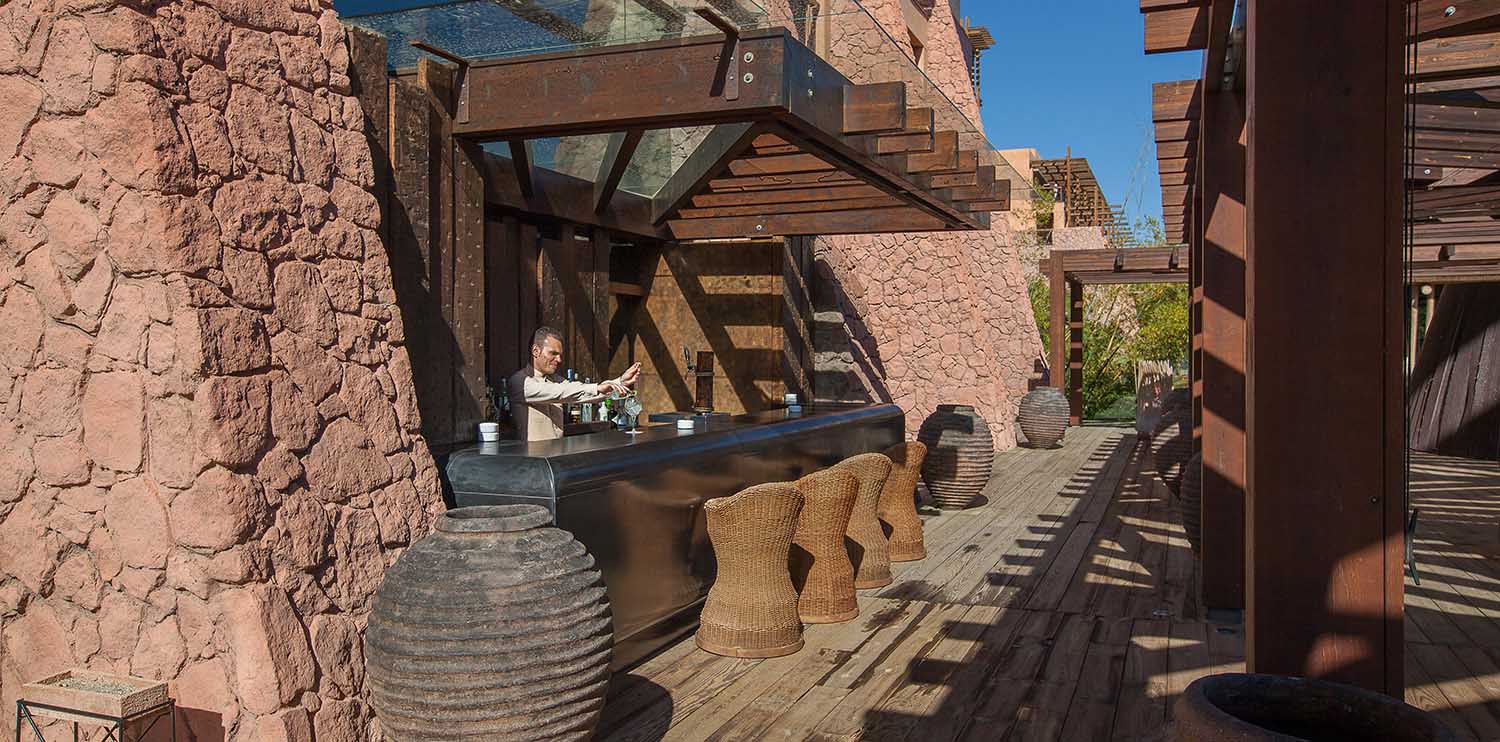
509, 326, 642, 441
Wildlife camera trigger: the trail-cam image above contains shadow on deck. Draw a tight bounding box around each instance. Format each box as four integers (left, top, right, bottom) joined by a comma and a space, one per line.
597, 427, 1500, 741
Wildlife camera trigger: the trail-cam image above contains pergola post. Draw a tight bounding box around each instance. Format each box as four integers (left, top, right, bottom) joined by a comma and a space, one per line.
1244, 0, 1404, 693
1067, 277, 1085, 425
1199, 87, 1247, 612
1049, 251, 1067, 395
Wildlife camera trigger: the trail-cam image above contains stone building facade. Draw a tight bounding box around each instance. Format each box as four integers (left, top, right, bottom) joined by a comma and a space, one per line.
0, 1, 443, 739
809, 0, 1044, 448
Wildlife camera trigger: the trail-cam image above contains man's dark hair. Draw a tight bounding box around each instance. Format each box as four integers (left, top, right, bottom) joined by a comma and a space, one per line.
532, 326, 563, 350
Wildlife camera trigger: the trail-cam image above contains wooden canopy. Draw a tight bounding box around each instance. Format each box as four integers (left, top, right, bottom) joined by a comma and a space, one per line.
1147, 0, 1500, 280
398, 20, 1009, 241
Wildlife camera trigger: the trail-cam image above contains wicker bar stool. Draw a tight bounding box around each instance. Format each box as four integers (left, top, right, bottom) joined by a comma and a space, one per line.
790, 468, 860, 624
695, 482, 805, 658
831, 453, 895, 590
880, 442, 928, 562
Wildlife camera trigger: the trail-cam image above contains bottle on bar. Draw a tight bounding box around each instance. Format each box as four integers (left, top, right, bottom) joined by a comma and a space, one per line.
581, 378, 594, 423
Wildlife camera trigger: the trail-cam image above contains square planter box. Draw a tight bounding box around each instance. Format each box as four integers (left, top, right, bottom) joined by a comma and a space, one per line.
21, 669, 169, 722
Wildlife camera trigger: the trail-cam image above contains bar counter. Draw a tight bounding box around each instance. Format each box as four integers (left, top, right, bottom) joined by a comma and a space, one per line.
443, 403, 904, 668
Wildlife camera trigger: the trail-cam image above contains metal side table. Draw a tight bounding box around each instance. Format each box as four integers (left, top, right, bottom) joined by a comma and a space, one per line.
16, 698, 175, 742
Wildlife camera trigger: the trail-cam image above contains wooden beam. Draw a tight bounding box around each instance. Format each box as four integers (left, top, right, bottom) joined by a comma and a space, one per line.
676, 195, 903, 218
1414, 30, 1500, 84
693, 183, 886, 207
1413, 0, 1500, 40
667, 206, 951, 238
1159, 157, 1191, 173
692, 3, 741, 37
1157, 119, 1199, 142
726, 152, 836, 176
1153, 79, 1203, 122
594, 128, 645, 213
652, 122, 761, 224
479, 150, 665, 240
903, 107, 934, 133
842, 81, 907, 134
1199, 87, 1247, 611
608, 280, 647, 297
1067, 277, 1084, 424
1144, 5, 1209, 53
1244, 0, 1403, 693
509, 139, 534, 197
873, 130, 935, 154
905, 130, 959, 172
1202, 0, 1236, 92
1048, 252, 1066, 394
707, 171, 862, 191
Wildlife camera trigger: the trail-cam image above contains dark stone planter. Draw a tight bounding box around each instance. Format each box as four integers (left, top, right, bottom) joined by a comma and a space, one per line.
1175, 673, 1456, 741
917, 404, 995, 510
365, 505, 613, 741
1017, 388, 1069, 449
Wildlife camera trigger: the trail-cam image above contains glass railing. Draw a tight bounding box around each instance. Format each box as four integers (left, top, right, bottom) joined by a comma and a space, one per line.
344, 0, 1035, 203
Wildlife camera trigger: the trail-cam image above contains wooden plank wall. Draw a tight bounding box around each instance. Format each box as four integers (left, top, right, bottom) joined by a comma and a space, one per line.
346, 38, 625, 447
1409, 283, 1500, 460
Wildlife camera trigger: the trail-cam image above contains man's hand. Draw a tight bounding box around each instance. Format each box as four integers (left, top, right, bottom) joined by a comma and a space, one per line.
619, 363, 642, 388
598, 380, 628, 397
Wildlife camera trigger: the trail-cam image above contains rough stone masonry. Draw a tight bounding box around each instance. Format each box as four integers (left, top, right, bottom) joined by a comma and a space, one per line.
0, 1, 444, 739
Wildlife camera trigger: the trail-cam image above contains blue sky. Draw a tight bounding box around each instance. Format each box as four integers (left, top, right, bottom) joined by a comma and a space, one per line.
965, 1, 1201, 230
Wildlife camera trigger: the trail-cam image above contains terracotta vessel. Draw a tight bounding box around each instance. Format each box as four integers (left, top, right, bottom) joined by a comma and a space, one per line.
365, 505, 613, 741
1017, 388, 1069, 448
790, 468, 860, 623
880, 441, 928, 562
696, 482, 804, 658
917, 405, 995, 509
1174, 673, 1455, 741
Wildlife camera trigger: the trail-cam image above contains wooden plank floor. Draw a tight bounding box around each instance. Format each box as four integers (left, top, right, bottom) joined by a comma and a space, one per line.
599, 431, 1500, 741
1404, 450, 1500, 742
599, 425, 1241, 741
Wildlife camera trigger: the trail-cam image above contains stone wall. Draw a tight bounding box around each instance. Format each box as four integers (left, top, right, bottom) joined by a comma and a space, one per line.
812, 0, 1044, 448
0, 1, 443, 740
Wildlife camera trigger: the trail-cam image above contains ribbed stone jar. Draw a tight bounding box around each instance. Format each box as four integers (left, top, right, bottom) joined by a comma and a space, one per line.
365, 505, 613, 741
917, 405, 995, 510
1017, 388, 1069, 448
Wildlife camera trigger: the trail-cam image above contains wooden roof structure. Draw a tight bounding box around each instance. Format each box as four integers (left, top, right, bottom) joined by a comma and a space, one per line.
386, 9, 1008, 241
1034, 155, 1136, 245
1147, 0, 1500, 282
1042, 246, 1189, 286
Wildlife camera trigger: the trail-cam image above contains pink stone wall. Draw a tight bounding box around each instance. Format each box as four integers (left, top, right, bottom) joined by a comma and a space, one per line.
812, 0, 1044, 448
0, 1, 443, 739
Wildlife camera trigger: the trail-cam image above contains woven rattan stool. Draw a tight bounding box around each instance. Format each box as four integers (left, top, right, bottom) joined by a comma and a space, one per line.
832, 453, 895, 590
696, 482, 805, 658
790, 468, 860, 624
880, 442, 928, 562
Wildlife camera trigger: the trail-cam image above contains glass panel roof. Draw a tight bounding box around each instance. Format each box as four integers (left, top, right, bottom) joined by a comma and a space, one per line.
345, 0, 1036, 202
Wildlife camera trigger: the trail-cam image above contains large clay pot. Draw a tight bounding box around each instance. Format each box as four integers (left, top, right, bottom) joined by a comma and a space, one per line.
1179, 451, 1202, 554
365, 505, 613, 741
1017, 388, 1069, 448
1174, 673, 1456, 741
917, 405, 995, 510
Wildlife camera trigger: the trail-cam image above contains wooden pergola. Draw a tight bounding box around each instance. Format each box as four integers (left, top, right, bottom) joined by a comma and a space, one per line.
393, 12, 1008, 243
1139, 0, 1500, 698
1042, 247, 1190, 424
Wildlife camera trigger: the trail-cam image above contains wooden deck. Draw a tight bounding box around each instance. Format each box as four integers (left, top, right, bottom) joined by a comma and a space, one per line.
597, 426, 1500, 741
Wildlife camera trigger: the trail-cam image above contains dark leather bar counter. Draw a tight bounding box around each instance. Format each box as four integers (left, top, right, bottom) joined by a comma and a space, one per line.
443, 403, 904, 669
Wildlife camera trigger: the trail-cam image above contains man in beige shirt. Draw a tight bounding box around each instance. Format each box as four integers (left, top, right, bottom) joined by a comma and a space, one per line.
508, 326, 642, 441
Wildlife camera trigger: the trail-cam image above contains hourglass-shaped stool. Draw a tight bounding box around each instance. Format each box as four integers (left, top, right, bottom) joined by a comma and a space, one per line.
831, 453, 895, 589
790, 467, 860, 624
695, 482, 805, 658
880, 441, 928, 562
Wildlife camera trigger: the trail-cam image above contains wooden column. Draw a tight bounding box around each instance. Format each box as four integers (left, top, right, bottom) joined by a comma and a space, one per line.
1048, 252, 1067, 394
1244, 0, 1403, 693
1190, 178, 1204, 450
1200, 88, 1247, 612
1067, 277, 1084, 425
